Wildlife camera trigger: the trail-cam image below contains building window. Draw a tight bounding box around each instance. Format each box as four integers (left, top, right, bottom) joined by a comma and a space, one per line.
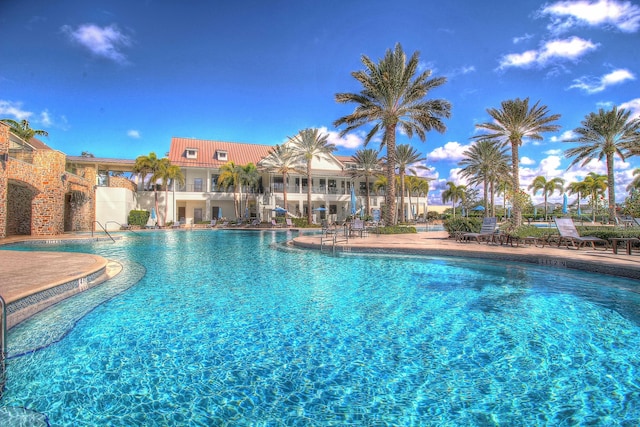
216, 150, 228, 161
186, 148, 198, 159
194, 178, 203, 192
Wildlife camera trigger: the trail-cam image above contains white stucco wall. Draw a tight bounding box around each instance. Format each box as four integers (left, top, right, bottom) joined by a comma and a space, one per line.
95, 187, 138, 230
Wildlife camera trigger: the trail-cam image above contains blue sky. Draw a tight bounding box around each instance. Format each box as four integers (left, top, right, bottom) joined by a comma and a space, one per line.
2, 0, 640, 205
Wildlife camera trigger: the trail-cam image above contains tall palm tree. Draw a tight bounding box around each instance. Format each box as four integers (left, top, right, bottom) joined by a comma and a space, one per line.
475, 98, 561, 226
240, 163, 260, 218
288, 128, 337, 224
334, 43, 451, 225
1, 118, 48, 141
218, 161, 244, 219
348, 148, 381, 217
564, 106, 640, 222
415, 176, 431, 221
157, 161, 184, 226
441, 181, 466, 218
528, 176, 565, 221
258, 144, 304, 212
404, 175, 424, 221
393, 144, 427, 222
566, 180, 588, 217
134, 152, 161, 222
582, 172, 608, 222
458, 140, 510, 217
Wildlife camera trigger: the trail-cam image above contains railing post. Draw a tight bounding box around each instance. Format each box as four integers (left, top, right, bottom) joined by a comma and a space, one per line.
0, 295, 6, 397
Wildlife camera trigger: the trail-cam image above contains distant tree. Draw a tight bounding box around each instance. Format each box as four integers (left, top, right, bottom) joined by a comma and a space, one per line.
334, 43, 451, 225
157, 161, 184, 226
133, 152, 161, 223
392, 144, 427, 222
566, 180, 589, 217
626, 168, 640, 192
442, 181, 466, 218
241, 163, 260, 218
349, 148, 381, 217
289, 128, 337, 224
259, 144, 304, 212
582, 172, 608, 222
1, 118, 48, 141
475, 98, 561, 226
459, 140, 510, 217
528, 176, 565, 221
564, 106, 640, 222
218, 161, 244, 219
81, 151, 95, 158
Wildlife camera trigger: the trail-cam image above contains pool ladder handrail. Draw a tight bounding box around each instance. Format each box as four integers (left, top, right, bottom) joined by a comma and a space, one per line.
92, 221, 115, 242
0, 295, 6, 397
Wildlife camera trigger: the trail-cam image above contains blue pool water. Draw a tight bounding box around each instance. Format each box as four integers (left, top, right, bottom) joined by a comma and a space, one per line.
2, 230, 640, 426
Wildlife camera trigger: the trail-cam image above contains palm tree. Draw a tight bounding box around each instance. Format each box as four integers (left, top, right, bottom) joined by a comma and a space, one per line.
334, 43, 451, 225
258, 144, 304, 212
528, 176, 565, 221
442, 181, 466, 218
240, 163, 260, 219
348, 148, 381, 217
157, 161, 184, 226
627, 168, 640, 192
458, 140, 510, 217
414, 176, 431, 221
404, 175, 424, 221
564, 106, 640, 222
393, 144, 427, 222
566, 180, 588, 218
1, 118, 48, 141
133, 152, 161, 222
288, 128, 337, 224
582, 172, 608, 222
218, 161, 244, 219
475, 98, 561, 226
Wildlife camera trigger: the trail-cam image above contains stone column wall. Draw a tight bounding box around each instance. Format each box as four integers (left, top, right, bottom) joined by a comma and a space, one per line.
31, 150, 66, 235
0, 124, 8, 238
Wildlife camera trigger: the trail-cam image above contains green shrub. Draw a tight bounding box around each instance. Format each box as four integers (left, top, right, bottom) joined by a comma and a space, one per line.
377, 225, 417, 234
443, 217, 482, 236
128, 210, 150, 226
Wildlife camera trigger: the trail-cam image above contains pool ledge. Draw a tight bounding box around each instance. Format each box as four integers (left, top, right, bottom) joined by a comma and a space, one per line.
0, 251, 121, 329
292, 231, 640, 280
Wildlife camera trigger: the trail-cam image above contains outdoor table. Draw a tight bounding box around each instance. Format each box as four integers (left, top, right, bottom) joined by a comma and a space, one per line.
609, 237, 640, 255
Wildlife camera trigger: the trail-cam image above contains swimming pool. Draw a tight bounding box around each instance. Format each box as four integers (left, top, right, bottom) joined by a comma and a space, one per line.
2, 230, 640, 425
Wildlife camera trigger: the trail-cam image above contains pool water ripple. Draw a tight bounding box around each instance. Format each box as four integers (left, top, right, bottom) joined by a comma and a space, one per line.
1, 230, 640, 425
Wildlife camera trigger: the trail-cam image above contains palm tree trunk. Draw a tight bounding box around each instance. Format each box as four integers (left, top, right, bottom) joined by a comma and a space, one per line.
400, 172, 406, 222
511, 140, 522, 226
384, 125, 397, 225
307, 161, 313, 224
607, 154, 616, 222
483, 179, 489, 217
282, 172, 288, 211
365, 176, 371, 216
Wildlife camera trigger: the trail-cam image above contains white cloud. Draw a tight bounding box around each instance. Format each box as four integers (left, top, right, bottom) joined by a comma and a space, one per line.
427, 141, 472, 162
513, 33, 534, 44
520, 156, 536, 165
620, 98, 640, 119
550, 130, 578, 142
318, 126, 365, 150
498, 36, 597, 69
541, 0, 640, 33
40, 110, 52, 126
447, 65, 476, 78
569, 68, 635, 93
544, 149, 563, 155
61, 23, 132, 64
0, 100, 32, 120
127, 129, 141, 139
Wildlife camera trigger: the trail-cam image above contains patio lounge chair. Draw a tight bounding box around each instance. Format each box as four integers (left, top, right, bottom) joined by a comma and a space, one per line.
553, 217, 609, 250
459, 217, 497, 243
350, 219, 368, 237
271, 219, 282, 228
285, 218, 293, 227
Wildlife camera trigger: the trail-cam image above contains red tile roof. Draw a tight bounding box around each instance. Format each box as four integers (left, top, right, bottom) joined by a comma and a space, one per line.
168, 137, 274, 168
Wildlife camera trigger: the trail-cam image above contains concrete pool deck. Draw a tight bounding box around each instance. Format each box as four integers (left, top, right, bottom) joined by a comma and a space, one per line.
1, 229, 640, 327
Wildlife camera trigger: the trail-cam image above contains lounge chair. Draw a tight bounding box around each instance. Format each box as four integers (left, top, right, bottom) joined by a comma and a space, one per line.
459, 217, 497, 243
350, 219, 368, 237
271, 219, 282, 228
209, 219, 217, 228
553, 217, 608, 250
285, 218, 293, 228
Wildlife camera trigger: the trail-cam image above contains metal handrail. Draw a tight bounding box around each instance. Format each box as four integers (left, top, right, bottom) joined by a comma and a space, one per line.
0, 295, 6, 397
92, 221, 115, 242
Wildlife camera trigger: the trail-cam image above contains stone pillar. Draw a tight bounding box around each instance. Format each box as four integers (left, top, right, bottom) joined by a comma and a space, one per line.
0, 123, 9, 239
32, 150, 66, 236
